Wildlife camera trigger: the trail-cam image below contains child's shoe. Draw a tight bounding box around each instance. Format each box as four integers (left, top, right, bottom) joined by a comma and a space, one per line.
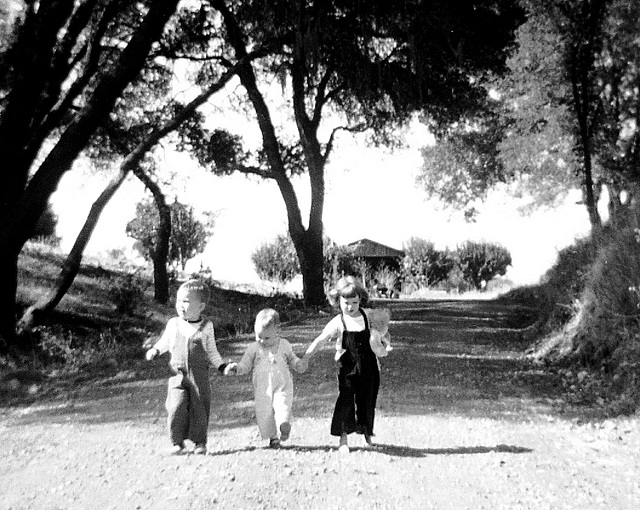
364, 434, 374, 448
279, 421, 291, 442
193, 443, 207, 455
269, 438, 281, 449
338, 433, 349, 454
168, 443, 185, 455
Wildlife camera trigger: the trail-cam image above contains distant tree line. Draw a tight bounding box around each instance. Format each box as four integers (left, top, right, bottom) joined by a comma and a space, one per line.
252, 235, 511, 294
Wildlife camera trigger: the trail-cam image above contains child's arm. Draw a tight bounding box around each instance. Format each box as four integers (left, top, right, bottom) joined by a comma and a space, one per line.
202, 320, 231, 374
223, 362, 237, 375
303, 317, 340, 361
229, 344, 256, 376
283, 340, 308, 373
145, 319, 174, 360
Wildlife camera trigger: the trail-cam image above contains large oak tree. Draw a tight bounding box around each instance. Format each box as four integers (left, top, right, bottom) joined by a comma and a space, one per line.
0, 0, 181, 349
172, 0, 524, 306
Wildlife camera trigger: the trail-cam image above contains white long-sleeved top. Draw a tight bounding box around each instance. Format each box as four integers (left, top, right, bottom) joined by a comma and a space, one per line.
152, 317, 224, 370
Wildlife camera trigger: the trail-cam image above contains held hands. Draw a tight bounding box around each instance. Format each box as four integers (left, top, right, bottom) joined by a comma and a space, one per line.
170, 361, 187, 375
223, 362, 238, 375
145, 348, 158, 361
297, 356, 309, 373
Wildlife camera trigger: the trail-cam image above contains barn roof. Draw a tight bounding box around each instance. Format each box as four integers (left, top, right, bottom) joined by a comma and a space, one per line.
347, 238, 404, 258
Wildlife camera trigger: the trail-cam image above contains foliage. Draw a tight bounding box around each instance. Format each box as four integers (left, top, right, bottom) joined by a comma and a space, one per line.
323, 239, 367, 285
29, 203, 59, 243
160, 0, 525, 307
496, 12, 579, 209
0, 0, 181, 346
251, 234, 300, 284
373, 266, 400, 297
574, 221, 640, 369
251, 235, 371, 287
417, 112, 510, 218
107, 270, 147, 317
126, 199, 214, 271
401, 237, 456, 287
456, 241, 512, 290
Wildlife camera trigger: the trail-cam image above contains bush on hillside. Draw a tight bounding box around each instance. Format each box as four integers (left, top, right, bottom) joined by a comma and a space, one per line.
574, 227, 640, 366
518, 214, 640, 413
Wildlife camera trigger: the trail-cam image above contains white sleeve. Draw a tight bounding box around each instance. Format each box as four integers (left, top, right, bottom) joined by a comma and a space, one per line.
321, 315, 343, 339
203, 321, 224, 369
152, 318, 175, 355
305, 315, 343, 356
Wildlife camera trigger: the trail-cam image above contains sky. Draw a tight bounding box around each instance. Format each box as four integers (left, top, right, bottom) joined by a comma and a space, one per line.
49, 120, 595, 288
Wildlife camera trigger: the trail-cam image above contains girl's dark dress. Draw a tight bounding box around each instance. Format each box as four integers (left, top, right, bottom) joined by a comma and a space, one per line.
330, 309, 380, 437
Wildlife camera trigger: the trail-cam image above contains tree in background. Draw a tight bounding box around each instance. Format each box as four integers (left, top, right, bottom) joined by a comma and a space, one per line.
127, 199, 214, 272
0, 0, 181, 348
418, 0, 640, 236
402, 238, 455, 288
251, 235, 369, 291
417, 111, 510, 221
498, 0, 607, 231
29, 204, 59, 243
251, 234, 300, 284
456, 241, 512, 290
174, 0, 524, 307
169, 202, 214, 271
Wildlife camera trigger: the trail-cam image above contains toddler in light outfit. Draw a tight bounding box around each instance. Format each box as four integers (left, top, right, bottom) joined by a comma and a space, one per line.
226, 308, 308, 448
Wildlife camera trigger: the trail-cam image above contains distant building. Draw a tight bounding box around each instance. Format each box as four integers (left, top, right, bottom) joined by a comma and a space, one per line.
346, 239, 404, 298
347, 238, 404, 272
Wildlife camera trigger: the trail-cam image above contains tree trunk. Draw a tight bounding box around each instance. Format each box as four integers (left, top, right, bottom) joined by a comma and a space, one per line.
0, 250, 19, 352
567, 0, 607, 235
132, 166, 170, 304
214, 0, 329, 306
152, 204, 171, 303
295, 230, 326, 307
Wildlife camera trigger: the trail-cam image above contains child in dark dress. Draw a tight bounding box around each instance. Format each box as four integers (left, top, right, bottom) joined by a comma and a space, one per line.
302, 275, 390, 453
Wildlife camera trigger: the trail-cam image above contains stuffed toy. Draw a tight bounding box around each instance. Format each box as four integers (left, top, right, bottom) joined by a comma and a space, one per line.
368, 307, 392, 357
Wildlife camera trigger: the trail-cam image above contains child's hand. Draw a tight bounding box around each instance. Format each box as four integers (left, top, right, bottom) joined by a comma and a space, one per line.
224, 362, 237, 375
170, 361, 186, 374
298, 357, 309, 373
145, 348, 158, 361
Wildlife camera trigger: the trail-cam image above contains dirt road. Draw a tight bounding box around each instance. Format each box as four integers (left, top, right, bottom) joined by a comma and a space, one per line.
1, 299, 639, 509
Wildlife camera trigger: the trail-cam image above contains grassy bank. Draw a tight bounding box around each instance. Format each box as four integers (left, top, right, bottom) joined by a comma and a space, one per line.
2, 241, 312, 400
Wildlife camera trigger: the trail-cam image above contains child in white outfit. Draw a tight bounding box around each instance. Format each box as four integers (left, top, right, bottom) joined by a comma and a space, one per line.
226, 308, 308, 448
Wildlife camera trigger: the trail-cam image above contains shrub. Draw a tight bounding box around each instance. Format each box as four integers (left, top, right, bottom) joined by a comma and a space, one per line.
573, 226, 640, 368
251, 234, 300, 284
373, 266, 400, 297
401, 237, 455, 288
30, 203, 59, 242
108, 271, 146, 316
456, 241, 511, 290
